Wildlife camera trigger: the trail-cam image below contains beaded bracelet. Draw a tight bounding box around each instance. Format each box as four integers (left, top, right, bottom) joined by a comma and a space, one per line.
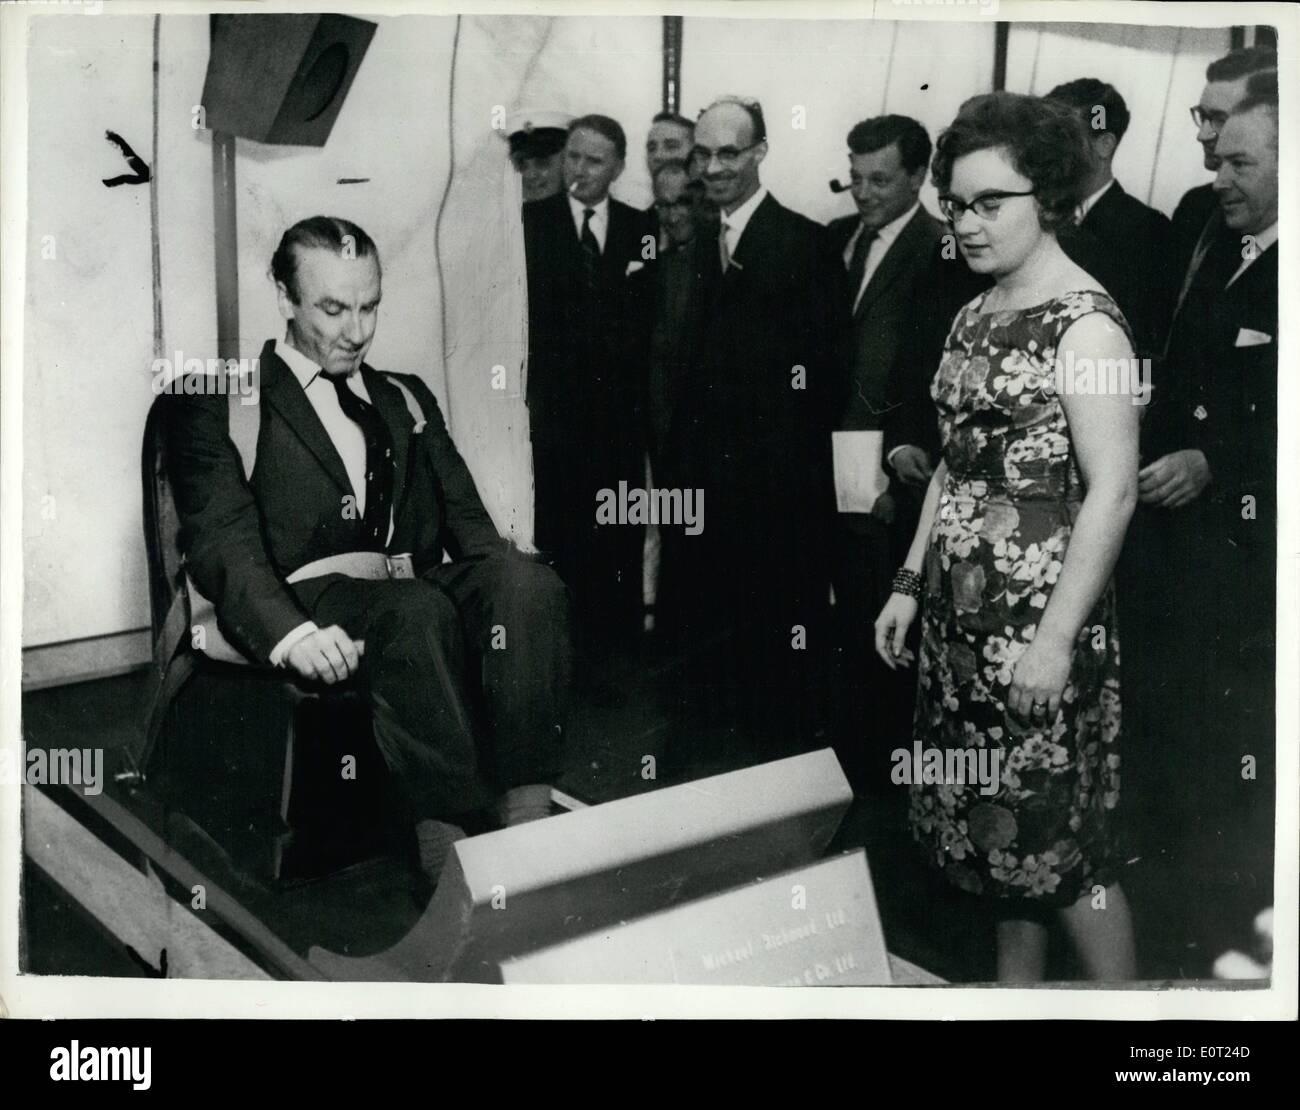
892, 567, 923, 599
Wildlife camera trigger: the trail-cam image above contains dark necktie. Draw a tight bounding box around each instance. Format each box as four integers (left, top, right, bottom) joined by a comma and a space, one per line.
329, 373, 394, 549
580, 207, 600, 288
846, 222, 877, 310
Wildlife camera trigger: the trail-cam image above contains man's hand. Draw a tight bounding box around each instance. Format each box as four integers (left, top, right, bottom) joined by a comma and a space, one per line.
1138, 449, 1211, 509
285, 626, 364, 685
891, 445, 934, 488
870, 490, 896, 525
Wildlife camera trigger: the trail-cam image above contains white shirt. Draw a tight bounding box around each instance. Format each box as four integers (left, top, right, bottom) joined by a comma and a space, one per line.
843, 201, 922, 312
568, 193, 609, 251
719, 184, 770, 263
268, 338, 395, 666
1078, 177, 1116, 221
1228, 220, 1277, 287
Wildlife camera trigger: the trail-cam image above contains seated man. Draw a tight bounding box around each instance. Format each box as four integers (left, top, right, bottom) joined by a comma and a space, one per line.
166, 215, 573, 884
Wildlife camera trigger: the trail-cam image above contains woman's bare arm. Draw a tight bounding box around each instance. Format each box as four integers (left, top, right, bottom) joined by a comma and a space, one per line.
1035, 312, 1140, 650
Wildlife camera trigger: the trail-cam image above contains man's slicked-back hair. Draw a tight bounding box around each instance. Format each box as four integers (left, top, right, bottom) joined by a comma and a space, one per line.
1045, 77, 1131, 144
568, 114, 628, 160
846, 114, 932, 174
700, 95, 767, 145
931, 92, 1091, 234
1206, 45, 1277, 83
1235, 67, 1279, 115
270, 216, 379, 304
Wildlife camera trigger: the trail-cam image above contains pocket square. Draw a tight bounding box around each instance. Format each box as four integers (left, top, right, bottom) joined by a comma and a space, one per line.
625, 260, 645, 276
1235, 327, 1272, 348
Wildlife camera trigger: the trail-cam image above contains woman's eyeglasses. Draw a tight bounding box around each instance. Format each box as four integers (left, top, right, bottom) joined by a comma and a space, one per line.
937, 189, 1036, 223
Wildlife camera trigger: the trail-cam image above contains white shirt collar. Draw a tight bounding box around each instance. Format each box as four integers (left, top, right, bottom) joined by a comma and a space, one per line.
868, 200, 921, 249
568, 192, 609, 224
1251, 221, 1279, 254
1079, 177, 1116, 220
1227, 220, 1278, 286
720, 184, 769, 242
276, 337, 365, 393
276, 337, 326, 388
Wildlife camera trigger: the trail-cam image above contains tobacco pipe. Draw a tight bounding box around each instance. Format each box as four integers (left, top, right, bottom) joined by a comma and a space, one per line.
829, 178, 851, 193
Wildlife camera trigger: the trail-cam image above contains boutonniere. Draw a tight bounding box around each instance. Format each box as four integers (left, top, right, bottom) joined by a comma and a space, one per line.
625, 260, 645, 276
1193, 405, 1208, 421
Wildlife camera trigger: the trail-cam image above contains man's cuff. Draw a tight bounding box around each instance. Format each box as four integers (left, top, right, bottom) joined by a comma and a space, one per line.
269, 621, 318, 667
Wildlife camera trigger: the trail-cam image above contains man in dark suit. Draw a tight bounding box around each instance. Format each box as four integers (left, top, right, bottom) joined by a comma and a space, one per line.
1129, 80, 1278, 946
1046, 79, 1177, 360
1172, 47, 1275, 272
523, 114, 653, 656
167, 217, 573, 883
671, 96, 849, 759
825, 115, 942, 788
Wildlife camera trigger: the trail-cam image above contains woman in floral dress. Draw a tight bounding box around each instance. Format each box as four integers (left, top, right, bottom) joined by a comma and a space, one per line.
875, 94, 1141, 981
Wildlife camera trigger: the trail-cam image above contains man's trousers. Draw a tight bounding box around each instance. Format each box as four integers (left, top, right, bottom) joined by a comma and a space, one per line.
306, 551, 574, 823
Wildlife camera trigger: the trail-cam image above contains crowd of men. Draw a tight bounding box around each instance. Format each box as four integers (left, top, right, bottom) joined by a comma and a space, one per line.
513, 48, 1279, 927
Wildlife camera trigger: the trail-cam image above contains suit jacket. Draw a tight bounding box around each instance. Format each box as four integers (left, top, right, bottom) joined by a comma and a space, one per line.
522, 192, 653, 549
1171, 181, 1219, 272
166, 340, 505, 664
675, 192, 849, 563
1155, 238, 1278, 545
882, 237, 992, 465
827, 206, 945, 432
522, 192, 652, 447
1068, 179, 1177, 359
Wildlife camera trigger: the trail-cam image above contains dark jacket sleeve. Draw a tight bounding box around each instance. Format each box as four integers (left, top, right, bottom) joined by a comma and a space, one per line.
403, 375, 508, 560
165, 388, 309, 663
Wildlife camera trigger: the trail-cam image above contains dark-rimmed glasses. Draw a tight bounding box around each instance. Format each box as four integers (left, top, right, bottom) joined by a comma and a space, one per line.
937, 189, 1036, 223
1189, 105, 1229, 131
688, 141, 763, 170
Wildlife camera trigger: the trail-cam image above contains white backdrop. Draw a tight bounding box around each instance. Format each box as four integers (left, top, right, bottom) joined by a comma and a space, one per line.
19, 10, 1241, 681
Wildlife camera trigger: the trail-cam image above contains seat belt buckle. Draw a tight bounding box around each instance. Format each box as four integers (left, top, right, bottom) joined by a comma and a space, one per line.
386, 553, 415, 579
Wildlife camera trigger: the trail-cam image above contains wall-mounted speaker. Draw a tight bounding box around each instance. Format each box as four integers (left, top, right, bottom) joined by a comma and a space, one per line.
200, 14, 377, 147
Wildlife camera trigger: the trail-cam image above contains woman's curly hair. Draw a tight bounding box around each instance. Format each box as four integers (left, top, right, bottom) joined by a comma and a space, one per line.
930, 92, 1091, 234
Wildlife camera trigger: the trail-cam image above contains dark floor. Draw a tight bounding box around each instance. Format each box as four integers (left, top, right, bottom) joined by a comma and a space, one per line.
19, 636, 1275, 984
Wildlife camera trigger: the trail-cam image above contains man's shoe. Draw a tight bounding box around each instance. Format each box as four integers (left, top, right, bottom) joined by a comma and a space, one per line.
495, 783, 556, 827
414, 818, 467, 886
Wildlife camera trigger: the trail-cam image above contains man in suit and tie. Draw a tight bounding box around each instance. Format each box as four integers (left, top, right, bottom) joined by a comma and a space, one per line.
825, 115, 943, 789
1172, 47, 1275, 272
672, 96, 848, 760
523, 114, 653, 657
1130, 77, 1278, 949
167, 217, 573, 884
1045, 79, 1177, 360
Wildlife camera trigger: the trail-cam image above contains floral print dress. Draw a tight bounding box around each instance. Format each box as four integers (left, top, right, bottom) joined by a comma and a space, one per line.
909, 289, 1132, 906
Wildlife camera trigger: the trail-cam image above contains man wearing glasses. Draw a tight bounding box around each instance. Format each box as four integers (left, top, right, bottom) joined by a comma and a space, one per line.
671, 95, 849, 762
1173, 46, 1275, 269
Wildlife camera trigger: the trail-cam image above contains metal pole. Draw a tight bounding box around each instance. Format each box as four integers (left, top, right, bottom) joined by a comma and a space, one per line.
212, 130, 239, 363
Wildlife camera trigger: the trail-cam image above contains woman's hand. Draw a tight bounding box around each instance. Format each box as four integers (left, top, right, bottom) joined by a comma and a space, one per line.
1006, 634, 1072, 726
875, 593, 919, 670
